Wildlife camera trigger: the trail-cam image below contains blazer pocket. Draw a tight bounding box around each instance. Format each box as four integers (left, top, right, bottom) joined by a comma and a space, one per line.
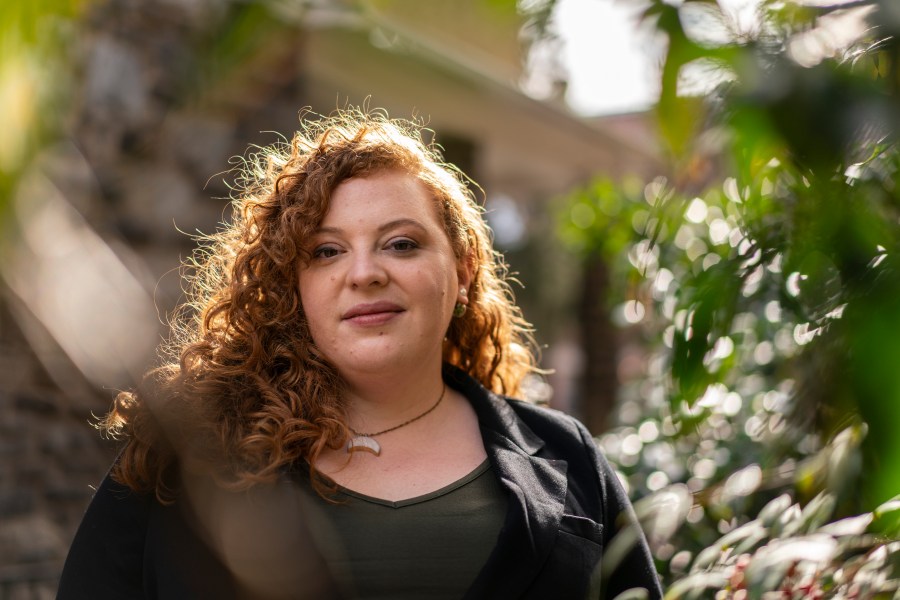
534, 514, 604, 598
559, 513, 604, 545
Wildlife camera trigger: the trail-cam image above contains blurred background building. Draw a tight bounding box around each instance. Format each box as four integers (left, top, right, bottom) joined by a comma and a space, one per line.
0, 0, 662, 594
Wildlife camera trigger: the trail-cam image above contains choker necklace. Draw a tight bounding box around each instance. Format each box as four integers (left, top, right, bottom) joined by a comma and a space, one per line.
346, 385, 447, 456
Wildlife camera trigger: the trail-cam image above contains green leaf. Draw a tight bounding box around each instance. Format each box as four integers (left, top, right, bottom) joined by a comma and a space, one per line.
818, 513, 874, 537
793, 493, 836, 536
744, 535, 839, 593
664, 571, 731, 600
869, 495, 900, 537
756, 494, 793, 527
611, 589, 650, 600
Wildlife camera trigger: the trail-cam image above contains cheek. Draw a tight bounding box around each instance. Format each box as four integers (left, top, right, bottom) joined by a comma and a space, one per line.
301, 305, 335, 359
298, 278, 324, 333
422, 269, 455, 304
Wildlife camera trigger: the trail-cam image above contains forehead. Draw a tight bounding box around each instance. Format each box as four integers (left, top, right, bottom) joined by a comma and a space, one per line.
322, 170, 443, 226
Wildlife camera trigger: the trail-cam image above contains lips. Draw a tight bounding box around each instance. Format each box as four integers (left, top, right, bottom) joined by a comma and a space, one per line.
341, 301, 404, 324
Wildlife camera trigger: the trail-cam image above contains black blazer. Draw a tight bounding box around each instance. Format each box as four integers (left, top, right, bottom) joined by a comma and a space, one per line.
58, 366, 662, 599
444, 365, 662, 599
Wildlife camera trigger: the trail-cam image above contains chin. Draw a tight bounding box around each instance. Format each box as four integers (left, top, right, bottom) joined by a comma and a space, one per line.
331, 344, 439, 378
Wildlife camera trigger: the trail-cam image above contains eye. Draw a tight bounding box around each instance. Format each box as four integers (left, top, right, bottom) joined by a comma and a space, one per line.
388, 238, 418, 252
312, 244, 341, 259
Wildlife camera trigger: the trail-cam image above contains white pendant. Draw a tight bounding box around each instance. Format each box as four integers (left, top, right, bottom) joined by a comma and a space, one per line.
347, 436, 381, 456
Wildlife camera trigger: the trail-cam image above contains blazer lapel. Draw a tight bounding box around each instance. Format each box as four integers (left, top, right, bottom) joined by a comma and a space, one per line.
444, 366, 569, 599
464, 432, 568, 599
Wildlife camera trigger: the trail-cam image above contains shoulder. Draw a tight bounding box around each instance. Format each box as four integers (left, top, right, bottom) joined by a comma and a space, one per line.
487, 392, 617, 506
444, 364, 601, 462
497, 397, 624, 517
58, 472, 152, 599
70, 471, 153, 537
505, 398, 584, 436
60, 466, 256, 599
504, 398, 601, 460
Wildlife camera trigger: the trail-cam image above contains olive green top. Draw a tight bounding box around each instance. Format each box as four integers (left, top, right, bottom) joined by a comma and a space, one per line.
298, 459, 508, 600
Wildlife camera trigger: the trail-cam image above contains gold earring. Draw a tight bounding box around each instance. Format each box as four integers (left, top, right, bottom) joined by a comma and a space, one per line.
454, 287, 468, 317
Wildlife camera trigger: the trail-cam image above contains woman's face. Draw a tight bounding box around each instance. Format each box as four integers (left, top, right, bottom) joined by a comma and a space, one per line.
298, 170, 471, 382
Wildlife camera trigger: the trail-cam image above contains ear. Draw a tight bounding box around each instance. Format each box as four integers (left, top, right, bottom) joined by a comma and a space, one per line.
456, 252, 475, 305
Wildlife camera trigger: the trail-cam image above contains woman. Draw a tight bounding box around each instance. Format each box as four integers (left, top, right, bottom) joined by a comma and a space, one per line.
59, 110, 662, 599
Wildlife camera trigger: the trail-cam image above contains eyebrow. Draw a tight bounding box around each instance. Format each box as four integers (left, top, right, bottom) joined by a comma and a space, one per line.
315, 218, 429, 236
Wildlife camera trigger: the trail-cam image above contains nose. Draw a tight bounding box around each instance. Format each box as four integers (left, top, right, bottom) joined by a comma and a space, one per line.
347, 249, 388, 288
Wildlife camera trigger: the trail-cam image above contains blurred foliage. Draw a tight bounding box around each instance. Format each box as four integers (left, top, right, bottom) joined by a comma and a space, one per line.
559, 0, 900, 594
661, 492, 900, 599
0, 0, 91, 218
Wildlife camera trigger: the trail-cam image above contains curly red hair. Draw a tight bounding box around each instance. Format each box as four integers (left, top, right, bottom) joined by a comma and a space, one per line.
102, 109, 538, 501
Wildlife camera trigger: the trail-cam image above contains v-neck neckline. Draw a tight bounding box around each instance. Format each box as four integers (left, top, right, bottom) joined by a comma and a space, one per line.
337, 458, 491, 508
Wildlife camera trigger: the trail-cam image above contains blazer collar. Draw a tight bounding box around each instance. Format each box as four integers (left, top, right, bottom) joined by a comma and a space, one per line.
442, 364, 545, 455
443, 365, 569, 599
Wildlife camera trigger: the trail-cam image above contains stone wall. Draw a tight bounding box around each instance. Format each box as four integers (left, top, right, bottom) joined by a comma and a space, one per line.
0, 0, 306, 595
0, 301, 115, 599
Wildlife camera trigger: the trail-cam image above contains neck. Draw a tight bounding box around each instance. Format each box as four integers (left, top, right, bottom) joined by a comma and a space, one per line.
341, 364, 445, 431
